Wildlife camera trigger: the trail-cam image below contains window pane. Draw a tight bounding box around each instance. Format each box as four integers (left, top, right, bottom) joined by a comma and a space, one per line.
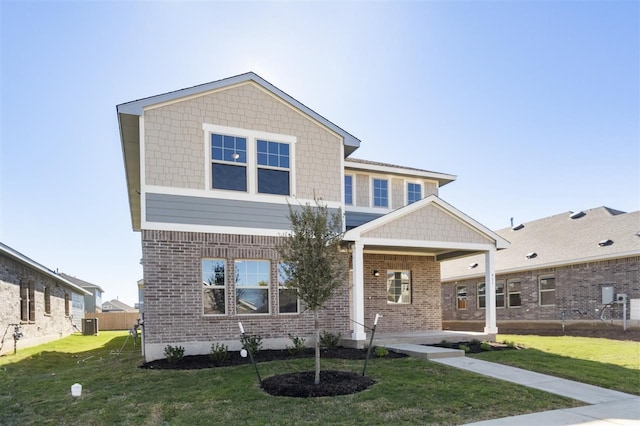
345, 175, 353, 205
373, 179, 388, 207
540, 277, 555, 290
478, 283, 486, 309
387, 271, 410, 304
408, 183, 422, 204
509, 293, 522, 307
236, 289, 269, 314
212, 163, 247, 191
258, 169, 290, 195
204, 288, 226, 315
496, 282, 505, 308
540, 290, 555, 306
279, 289, 298, 313
212, 134, 223, 147
202, 259, 225, 315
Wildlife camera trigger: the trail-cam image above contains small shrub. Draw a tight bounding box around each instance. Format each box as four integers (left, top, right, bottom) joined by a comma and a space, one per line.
503, 340, 517, 349
480, 342, 492, 351
241, 334, 263, 355
374, 346, 389, 357
209, 342, 229, 364
471, 338, 481, 345
287, 334, 306, 355
164, 345, 185, 363
459, 344, 471, 353
319, 331, 341, 349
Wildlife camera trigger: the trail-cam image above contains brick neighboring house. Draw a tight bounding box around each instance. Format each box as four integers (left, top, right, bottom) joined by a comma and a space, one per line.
441, 207, 640, 328
117, 72, 509, 361
0, 242, 90, 355
60, 273, 104, 313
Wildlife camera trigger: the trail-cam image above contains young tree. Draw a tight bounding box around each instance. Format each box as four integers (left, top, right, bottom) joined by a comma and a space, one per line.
277, 199, 348, 384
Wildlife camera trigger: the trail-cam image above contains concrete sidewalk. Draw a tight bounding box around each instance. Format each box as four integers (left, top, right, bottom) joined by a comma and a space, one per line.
386, 344, 640, 425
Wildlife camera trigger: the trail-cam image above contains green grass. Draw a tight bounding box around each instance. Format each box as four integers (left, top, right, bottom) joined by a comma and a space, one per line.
4, 332, 636, 425
470, 334, 640, 395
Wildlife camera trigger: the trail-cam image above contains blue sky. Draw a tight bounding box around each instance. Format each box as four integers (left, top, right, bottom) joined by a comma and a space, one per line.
1, 1, 638, 306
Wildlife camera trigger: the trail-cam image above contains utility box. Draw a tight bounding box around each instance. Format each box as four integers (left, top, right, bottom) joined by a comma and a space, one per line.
616, 293, 627, 304
602, 286, 614, 304
82, 318, 98, 335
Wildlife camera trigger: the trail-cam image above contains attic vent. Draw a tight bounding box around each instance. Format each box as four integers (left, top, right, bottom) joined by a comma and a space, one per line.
468, 262, 479, 269
526, 252, 537, 259
598, 239, 614, 247
512, 223, 525, 231
570, 211, 586, 219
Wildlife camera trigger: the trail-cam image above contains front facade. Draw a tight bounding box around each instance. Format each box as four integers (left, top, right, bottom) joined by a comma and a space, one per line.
117, 73, 508, 361
0, 243, 89, 355
441, 207, 640, 327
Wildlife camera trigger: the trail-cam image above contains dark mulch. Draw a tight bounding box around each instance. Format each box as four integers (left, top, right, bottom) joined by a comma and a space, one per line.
261, 370, 376, 397
140, 347, 407, 370
140, 347, 401, 398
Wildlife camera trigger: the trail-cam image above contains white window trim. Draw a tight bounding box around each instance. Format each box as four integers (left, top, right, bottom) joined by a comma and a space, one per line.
386, 270, 411, 305
404, 179, 423, 205
203, 123, 296, 198
202, 258, 227, 316
370, 176, 390, 208
235, 259, 272, 316
539, 275, 556, 306
344, 173, 355, 206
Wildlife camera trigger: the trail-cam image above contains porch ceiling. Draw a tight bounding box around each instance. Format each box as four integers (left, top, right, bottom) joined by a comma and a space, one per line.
359, 244, 479, 262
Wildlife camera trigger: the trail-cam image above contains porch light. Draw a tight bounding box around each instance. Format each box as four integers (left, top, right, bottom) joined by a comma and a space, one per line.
373, 270, 380, 277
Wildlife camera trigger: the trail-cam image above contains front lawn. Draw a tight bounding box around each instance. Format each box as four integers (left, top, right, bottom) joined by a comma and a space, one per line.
471, 334, 640, 395
0, 332, 583, 425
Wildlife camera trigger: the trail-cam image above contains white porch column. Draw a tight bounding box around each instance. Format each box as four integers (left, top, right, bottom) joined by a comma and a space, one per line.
351, 241, 366, 341
484, 248, 498, 334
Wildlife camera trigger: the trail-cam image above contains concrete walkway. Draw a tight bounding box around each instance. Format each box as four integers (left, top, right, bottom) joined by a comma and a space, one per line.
386, 344, 640, 425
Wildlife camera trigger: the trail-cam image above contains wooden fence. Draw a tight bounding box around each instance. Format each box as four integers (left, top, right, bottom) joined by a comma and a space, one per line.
85, 312, 140, 331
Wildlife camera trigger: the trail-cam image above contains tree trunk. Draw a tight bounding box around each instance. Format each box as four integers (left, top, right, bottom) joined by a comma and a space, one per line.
314, 311, 320, 385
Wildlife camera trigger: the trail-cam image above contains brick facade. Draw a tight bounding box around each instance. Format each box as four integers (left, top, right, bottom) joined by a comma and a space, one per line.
362, 253, 442, 333
442, 256, 639, 322
0, 252, 82, 355
141, 230, 352, 359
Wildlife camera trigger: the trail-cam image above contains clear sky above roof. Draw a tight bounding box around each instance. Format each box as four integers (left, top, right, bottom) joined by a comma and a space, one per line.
1, 1, 638, 306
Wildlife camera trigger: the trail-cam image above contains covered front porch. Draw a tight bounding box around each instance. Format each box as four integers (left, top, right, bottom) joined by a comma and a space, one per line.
342, 196, 510, 348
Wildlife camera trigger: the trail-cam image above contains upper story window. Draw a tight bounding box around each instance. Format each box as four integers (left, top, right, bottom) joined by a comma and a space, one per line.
205, 124, 296, 197
257, 140, 290, 195
344, 175, 353, 205
407, 182, 422, 204
211, 134, 247, 192
373, 178, 388, 208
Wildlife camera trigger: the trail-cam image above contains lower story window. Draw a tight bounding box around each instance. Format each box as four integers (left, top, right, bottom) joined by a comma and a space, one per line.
478, 283, 486, 309
20, 280, 35, 322
539, 275, 556, 306
64, 293, 70, 317
508, 280, 522, 307
496, 281, 505, 308
235, 260, 270, 314
44, 285, 51, 315
456, 285, 467, 310
277, 263, 299, 314
387, 271, 411, 304
202, 259, 226, 315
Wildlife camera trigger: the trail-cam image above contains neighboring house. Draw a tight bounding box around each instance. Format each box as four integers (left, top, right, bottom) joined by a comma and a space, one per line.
102, 299, 137, 312
59, 273, 104, 313
0, 242, 89, 355
441, 207, 640, 327
117, 72, 509, 361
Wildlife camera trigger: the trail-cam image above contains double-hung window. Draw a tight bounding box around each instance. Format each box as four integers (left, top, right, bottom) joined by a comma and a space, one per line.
456, 285, 467, 310
257, 140, 290, 195
373, 178, 388, 208
202, 259, 226, 315
44, 286, 51, 315
277, 263, 299, 314
20, 280, 35, 322
344, 175, 353, 205
235, 260, 270, 314
387, 271, 411, 304
477, 283, 486, 309
496, 281, 505, 308
407, 182, 422, 204
539, 276, 556, 306
211, 134, 247, 191
508, 280, 522, 307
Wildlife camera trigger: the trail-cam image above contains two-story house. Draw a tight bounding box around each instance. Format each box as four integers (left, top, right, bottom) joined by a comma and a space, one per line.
117, 73, 509, 361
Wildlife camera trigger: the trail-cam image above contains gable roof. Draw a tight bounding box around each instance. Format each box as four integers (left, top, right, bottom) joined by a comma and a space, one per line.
117, 72, 362, 231
0, 242, 90, 295
343, 195, 510, 260
102, 299, 137, 312
441, 207, 640, 281
59, 273, 105, 293
344, 158, 456, 187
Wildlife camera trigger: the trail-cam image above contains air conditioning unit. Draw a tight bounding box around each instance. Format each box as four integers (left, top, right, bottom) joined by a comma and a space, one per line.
616, 294, 627, 304
82, 318, 99, 335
